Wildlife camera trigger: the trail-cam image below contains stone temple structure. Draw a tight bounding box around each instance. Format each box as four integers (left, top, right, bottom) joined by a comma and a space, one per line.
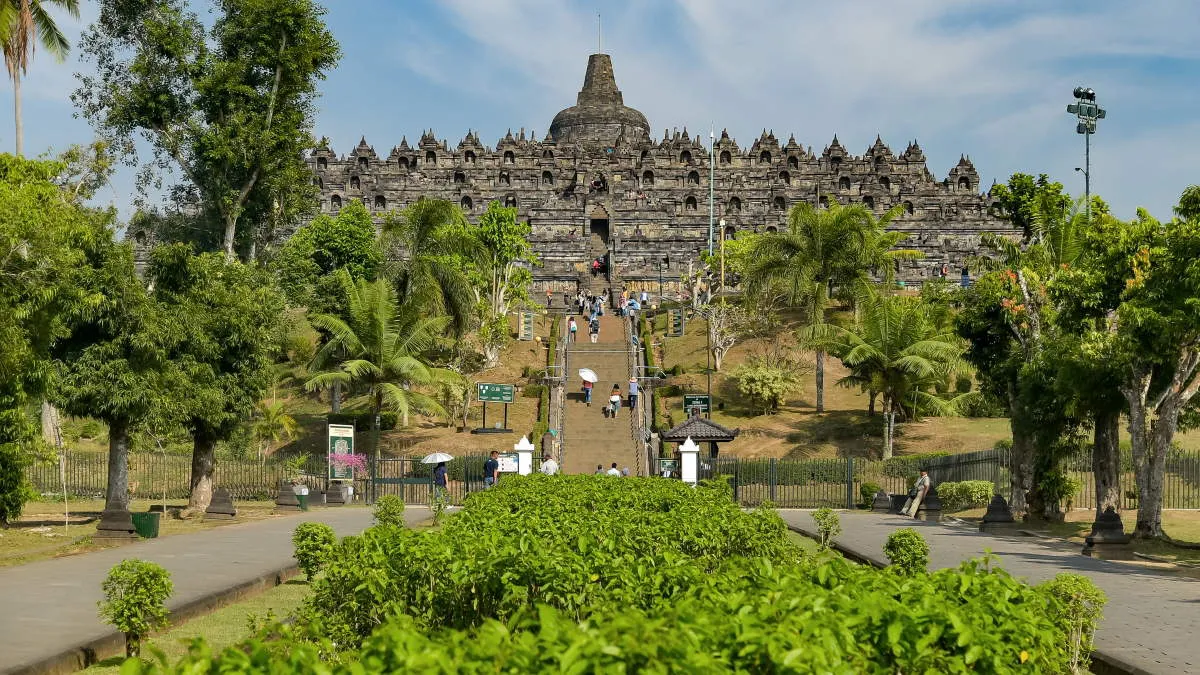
306, 53, 1018, 295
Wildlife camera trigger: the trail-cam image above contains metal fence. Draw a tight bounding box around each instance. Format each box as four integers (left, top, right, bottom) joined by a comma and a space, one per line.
701, 447, 1200, 510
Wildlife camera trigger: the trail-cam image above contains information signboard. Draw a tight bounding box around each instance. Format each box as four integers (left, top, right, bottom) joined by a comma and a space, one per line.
497, 452, 519, 473
477, 383, 515, 403
327, 424, 355, 480
518, 311, 535, 341
682, 394, 711, 414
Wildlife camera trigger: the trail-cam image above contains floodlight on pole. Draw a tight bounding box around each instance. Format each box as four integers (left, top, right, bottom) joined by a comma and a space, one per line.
1067, 86, 1106, 222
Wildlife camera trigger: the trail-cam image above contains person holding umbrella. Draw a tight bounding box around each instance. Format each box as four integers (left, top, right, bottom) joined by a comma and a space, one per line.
580, 368, 598, 406
421, 452, 454, 501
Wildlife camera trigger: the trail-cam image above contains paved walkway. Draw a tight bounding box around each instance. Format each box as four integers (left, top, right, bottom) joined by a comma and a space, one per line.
0, 507, 429, 674
562, 314, 638, 474
779, 510, 1200, 674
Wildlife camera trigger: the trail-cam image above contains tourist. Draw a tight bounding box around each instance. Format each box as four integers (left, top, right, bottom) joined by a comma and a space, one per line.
606, 462, 621, 477
582, 378, 593, 406
568, 316, 577, 342
546, 288, 552, 307
539, 454, 559, 475
902, 469, 932, 517
594, 464, 605, 475
608, 384, 621, 419
640, 290, 648, 306
592, 259, 600, 277
627, 376, 639, 413
433, 461, 448, 500
621, 466, 630, 477
589, 318, 599, 343
483, 451, 500, 489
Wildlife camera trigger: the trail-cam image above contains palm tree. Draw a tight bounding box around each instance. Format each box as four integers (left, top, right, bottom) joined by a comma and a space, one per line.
251, 398, 298, 466
1, 0, 80, 156
305, 269, 454, 463
817, 293, 969, 459
745, 200, 875, 413
382, 198, 480, 335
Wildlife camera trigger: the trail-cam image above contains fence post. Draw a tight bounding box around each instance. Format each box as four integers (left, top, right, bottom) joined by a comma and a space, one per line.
845, 457, 854, 509
768, 458, 777, 503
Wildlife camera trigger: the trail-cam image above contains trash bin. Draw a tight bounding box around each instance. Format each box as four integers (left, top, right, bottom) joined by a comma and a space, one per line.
296, 494, 309, 511
131, 511, 161, 539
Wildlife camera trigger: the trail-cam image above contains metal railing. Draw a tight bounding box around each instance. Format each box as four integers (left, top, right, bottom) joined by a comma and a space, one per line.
623, 314, 646, 476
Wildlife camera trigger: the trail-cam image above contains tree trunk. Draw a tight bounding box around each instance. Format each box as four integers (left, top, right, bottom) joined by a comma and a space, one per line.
1138, 400, 1179, 538
186, 428, 218, 514
867, 390, 877, 416
1091, 409, 1121, 519
483, 343, 501, 370
882, 399, 894, 460
13, 72, 22, 157
104, 418, 132, 514
815, 349, 825, 413
713, 348, 723, 372
1006, 388, 1034, 517
40, 401, 60, 446
331, 381, 342, 413
223, 214, 238, 261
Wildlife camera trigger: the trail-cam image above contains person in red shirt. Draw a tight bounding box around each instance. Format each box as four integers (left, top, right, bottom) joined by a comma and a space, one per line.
582, 379, 593, 406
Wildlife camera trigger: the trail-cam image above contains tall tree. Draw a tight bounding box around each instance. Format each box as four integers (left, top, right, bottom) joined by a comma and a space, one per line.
1, 0, 79, 156
273, 198, 382, 314
746, 201, 912, 413
149, 244, 283, 514
73, 0, 340, 259
53, 228, 183, 536
251, 397, 297, 465
818, 294, 969, 459
0, 153, 99, 526
382, 198, 478, 335
466, 201, 537, 368
305, 271, 453, 460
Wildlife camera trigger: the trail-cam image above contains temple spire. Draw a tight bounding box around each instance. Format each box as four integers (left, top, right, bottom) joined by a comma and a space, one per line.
597, 11, 602, 54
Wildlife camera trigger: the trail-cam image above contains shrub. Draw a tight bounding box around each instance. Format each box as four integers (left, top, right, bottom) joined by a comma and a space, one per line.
732, 357, 803, 414
522, 383, 546, 398
883, 528, 929, 576
292, 522, 337, 581
98, 559, 174, 657
993, 438, 1013, 452
812, 507, 841, 550
1039, 573, 1106, 672
373, 494, 405, 527
937, 480, 993, 510
880, 452, 948, 479
0, 444, 33, 527
859, 482, 882, 508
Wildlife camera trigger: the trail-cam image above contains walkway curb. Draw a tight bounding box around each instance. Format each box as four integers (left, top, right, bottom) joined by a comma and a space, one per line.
784, 523, 1142, 675
4, 563, 301, 675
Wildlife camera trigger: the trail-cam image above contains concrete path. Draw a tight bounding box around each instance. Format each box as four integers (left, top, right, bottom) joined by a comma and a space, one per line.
0, 507, 429, 675
779, 510, 1200, 674
562, 314, 638, 475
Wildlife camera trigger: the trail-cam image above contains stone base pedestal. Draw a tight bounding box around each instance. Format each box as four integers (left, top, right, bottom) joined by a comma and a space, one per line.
979, 495, 1017, 533
274, 481, 302, 512
205, 487, 237, 520
916, 507, 942, 522
95, 508, 137, 539
889, 494, 908, 514
870, 490, 893, 513
327, 483, 349, 506
1081, 506, 1133, 559
310, 491, 326, 508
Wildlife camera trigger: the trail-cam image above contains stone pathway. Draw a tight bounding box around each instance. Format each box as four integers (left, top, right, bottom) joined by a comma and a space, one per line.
779, 510, 1200, 674
562, 314, 639, 475
0, 507, 429, 674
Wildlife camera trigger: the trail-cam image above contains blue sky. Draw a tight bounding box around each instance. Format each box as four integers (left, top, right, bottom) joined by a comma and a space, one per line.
4, 0, 1199, 221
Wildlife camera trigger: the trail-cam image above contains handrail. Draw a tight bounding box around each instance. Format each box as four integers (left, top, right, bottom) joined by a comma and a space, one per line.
550, 315, 569, 464
622, 313, 646, 476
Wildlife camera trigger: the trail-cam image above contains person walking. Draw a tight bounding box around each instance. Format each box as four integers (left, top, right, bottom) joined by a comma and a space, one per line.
627, 376, 639, 414
606, 462, 621, 476
589, 317, 599, 343
483, 451, 500, 489
546, 288, 552, 308
568, 316, 577, 343
539, 454, 559, 475
433, 461, 448, 501
608, 385, 621, 419
582, 378, 593, 406
902, 469, 932, 517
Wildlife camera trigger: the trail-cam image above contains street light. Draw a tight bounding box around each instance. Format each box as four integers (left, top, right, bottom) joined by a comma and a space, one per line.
719, 218, 727, 292
1067, 86, 1106, 222
658, 255, 669, 306
708, 126, 715, 256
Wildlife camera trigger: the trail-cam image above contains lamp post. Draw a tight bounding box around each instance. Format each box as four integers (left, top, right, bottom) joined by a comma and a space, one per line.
708, 126, 715, 256
1067, 86, 1106, 222
658, 255, 669, 306
719, 218, 727, 292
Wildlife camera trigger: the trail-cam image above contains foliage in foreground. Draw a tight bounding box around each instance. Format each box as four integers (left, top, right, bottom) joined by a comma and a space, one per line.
98, 559, 173, 657
291, 522, 336, 581
127, 477, 1097, 673
884, 528, 930, 576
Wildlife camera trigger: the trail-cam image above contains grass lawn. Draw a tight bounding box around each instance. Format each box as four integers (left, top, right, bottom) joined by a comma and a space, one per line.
950, 507, 1200, 565
0, 500, 281, 568
85, 578, 311, 673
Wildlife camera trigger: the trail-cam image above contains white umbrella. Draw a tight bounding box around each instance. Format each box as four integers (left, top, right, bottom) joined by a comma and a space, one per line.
421, 452, 454, 464
578, 368, 599, 383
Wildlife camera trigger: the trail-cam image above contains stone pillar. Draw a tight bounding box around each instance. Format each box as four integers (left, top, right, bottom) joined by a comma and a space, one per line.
679, 437, 700, 486
326, 482, 349, 506
1082, 506, 1133, 560
979, 494, 1016, 532
514, 436, 535, 476
204, 487, 237, 520
274, 480, 301, 512
871, 490, 893, 513
917, 487, 942, 522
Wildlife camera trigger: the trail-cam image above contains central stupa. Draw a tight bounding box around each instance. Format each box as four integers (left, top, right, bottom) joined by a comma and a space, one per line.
548, 53, 651, 146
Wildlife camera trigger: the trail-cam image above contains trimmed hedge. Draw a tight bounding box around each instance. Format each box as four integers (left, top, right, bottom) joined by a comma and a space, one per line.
938, 480, 994, 511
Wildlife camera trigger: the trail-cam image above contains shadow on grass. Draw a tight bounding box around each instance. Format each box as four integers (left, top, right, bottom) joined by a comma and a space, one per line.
784, 410, 881, 459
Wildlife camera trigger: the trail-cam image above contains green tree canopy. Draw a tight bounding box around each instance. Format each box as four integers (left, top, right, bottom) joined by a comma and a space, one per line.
73, 0, 340, 259
382, 197, 478, 335
1, 0, 80, 156
273, 198, 382, 313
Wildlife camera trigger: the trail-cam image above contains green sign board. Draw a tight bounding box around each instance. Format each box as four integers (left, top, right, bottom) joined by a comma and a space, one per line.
327, 424, 356, 480
477, 383, 515, 403
668, 308, 685, 337
682, 394, 711, 414
518, 311, 535, 341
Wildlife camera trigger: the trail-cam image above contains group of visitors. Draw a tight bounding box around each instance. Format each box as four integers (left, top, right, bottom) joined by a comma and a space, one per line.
567, 315, 600, 343
580, 378, 639, 418
595, 462, 630, 476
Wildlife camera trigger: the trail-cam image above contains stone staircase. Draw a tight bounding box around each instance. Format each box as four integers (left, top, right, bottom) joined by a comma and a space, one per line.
561, 314, 639, 474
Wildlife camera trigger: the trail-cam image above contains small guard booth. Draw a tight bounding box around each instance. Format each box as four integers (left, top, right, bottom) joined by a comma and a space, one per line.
659, 415, 739, 481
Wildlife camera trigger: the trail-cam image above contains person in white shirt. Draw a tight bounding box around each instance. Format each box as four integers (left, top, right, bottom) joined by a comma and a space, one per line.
606, 462, 621, 476
539, 455, 559, 475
